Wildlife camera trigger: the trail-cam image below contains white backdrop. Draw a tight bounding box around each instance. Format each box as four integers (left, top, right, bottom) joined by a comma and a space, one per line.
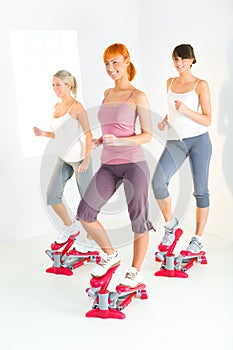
0, 0, 232, 242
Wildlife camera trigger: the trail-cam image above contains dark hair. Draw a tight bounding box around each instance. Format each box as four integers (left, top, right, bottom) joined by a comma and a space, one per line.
172, 44, 196, 65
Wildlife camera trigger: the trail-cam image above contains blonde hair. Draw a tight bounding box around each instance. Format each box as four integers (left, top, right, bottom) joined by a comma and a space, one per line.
53, 70, 77, 97
103, 43, 136, 81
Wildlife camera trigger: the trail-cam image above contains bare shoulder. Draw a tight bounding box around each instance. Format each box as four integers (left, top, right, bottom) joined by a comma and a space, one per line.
166, 77, 174, 90
71, 100, 85, 113
104, 88, 112, 97
54, 102, 60, 110
133, 88, 149, 102
167, 77, 174, 85
197, 79, 209, 87
196, 79, 210, 93
70, 101, 86, 120
130, 88, 149, 109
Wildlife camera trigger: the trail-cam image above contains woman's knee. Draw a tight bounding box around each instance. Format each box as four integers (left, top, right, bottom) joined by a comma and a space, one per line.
77, 200, 98, 222
151, 177, 169, 199
151, 167, 169, 199
46, 191, 61, 205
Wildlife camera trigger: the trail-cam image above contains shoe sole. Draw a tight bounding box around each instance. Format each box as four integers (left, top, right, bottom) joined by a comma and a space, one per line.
91, 261, 121, 278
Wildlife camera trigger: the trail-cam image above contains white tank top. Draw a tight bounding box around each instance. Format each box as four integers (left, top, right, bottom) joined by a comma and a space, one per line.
167, 79, 208, 140
50, 104, 84, 162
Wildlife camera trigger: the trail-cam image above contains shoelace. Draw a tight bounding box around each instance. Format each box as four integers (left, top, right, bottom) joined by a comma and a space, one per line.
164, 219, 178, 235
98, 253, 119, 268
125, 272, 137, 280
98, 258, 108, 268
189, 239, 201, 248
164, 226, 174, 235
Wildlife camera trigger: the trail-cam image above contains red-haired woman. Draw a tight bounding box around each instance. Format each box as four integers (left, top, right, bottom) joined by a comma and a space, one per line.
77, 43, 153, 288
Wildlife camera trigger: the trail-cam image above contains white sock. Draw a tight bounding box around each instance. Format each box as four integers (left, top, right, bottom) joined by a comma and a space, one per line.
165, 216, 177, 229
130, 266, 138, 273
194, 235, 202, 243
107, 250, 118, 259
66, 220, 75, 227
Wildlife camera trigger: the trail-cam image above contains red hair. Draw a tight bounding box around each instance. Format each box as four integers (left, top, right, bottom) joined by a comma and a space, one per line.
103, 43, 136, 81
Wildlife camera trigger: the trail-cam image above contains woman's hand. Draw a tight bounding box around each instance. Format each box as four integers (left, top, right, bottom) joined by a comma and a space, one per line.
103, 134, 123, 146
157, 116, 168, 131
75, 158, 89, 173
103, 134, 117, 145
33, 127, 54, 138
90, 137, 103, 150
33, 126, 44, 136
174, 100, 188, 114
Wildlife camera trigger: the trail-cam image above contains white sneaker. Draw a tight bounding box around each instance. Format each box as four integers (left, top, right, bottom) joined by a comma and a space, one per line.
185, 237, 203, 253
161, 217, 179, 246
91, 250, 120, 277
55, 221, 79, 244
120, 267, 143, 288
76, 237, 98, 253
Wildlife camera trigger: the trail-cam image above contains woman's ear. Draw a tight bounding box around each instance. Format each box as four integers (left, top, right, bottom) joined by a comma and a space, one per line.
65, 82, 71, 89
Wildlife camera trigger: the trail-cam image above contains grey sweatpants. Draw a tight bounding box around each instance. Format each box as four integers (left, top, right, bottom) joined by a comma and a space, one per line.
47, 157, 93, 205
152, 132, 212, 208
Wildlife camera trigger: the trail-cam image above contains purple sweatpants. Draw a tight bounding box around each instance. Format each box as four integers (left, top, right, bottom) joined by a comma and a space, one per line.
77, 161, 153, 233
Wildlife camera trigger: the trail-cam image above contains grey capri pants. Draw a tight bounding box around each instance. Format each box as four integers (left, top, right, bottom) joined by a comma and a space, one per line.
47, 157, 93, 205
152, 132, 212, 208
77, 161, 153, 234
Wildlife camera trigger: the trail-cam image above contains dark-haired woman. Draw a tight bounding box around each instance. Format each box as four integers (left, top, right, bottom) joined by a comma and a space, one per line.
152, 44, 212, 253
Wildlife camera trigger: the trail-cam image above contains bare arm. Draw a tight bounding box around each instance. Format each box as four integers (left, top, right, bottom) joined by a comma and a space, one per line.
174, 80, 212, 126
73, 103, 93, 172
157, 78, 172, 131
158, 115, 168, 130
91, 137, 103, 150
33, 127, 54, 138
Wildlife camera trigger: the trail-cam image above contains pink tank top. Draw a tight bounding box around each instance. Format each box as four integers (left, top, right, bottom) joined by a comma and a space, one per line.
98, 89, 146, 165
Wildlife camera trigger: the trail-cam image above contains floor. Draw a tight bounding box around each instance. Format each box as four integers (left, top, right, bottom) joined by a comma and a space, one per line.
1, 226, 233, 350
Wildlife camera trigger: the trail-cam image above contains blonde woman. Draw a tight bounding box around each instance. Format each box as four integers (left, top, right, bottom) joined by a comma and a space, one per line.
33, 70, 96, 252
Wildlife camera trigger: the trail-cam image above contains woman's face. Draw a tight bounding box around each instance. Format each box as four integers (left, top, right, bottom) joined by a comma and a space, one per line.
52, 77, 70, 98
173, 56, 193, 73
104, 54, 128, 80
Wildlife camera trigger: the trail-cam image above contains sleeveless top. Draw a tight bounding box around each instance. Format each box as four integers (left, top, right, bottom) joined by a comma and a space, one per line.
167, 78, 208, 140
50, 102, 84, 162
98, 89, 146, 165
